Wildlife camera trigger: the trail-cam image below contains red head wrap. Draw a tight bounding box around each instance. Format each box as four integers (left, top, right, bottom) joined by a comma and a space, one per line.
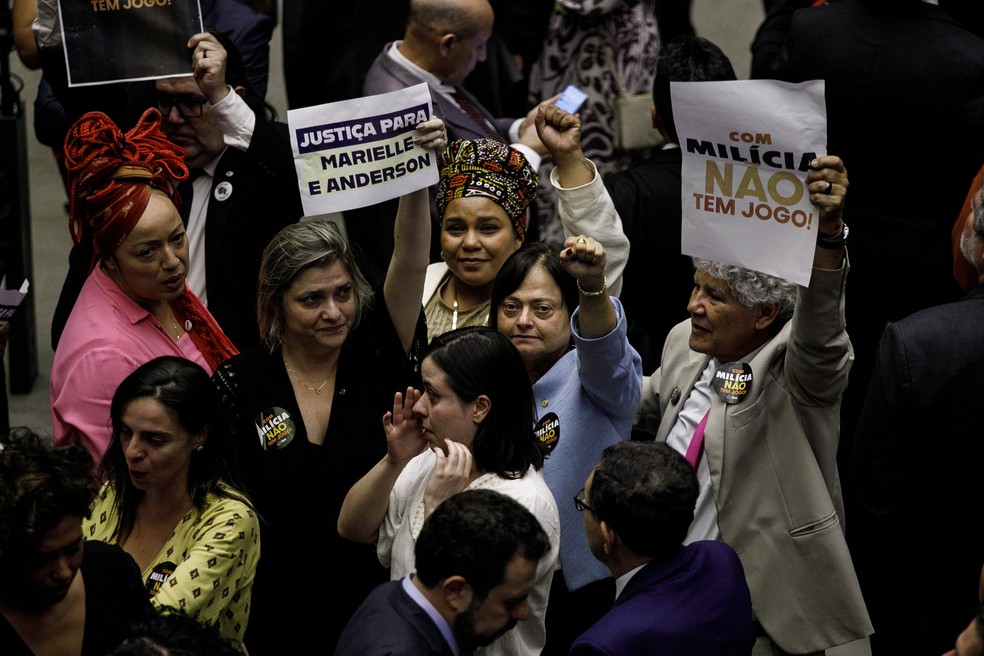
63, 108, 189, 263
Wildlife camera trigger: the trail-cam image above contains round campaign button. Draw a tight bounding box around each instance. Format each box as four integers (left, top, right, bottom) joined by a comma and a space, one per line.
534, 412, 560, 453
254, 407, 297, 450
213, 181, 233, 202
713, 361, 753, 404
145, 561, 177, 598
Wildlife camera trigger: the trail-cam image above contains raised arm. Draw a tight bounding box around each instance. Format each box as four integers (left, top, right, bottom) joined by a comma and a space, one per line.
560, 235, 616, 338
785, 155, 852, 410
537, 105, 630, 296
337, 388, 429, 543
807, 155, 849, 271
384, 119, 448, 353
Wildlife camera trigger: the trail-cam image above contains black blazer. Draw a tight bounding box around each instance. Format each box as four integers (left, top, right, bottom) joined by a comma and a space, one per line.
202, 119, 302, 349
850, 285, 984, 654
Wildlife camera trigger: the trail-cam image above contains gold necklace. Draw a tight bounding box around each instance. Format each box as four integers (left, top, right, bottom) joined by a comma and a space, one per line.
283, 356, 332, 395
157, 305, 183, 341
452, 290, 459, 331
449, 282, 489, 331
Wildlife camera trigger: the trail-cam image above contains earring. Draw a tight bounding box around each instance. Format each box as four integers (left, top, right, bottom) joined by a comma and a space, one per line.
195, 445, 204, 452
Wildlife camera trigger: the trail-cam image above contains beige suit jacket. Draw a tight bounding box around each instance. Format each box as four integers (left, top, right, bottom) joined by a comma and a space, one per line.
637, 263, 872, 653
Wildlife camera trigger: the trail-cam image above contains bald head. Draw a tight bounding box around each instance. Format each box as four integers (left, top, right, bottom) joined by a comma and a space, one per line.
408, 0, 493, 36
402, 0, 494, 84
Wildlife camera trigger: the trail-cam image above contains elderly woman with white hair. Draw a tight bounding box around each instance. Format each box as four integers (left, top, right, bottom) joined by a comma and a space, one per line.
635, 155, 874, 655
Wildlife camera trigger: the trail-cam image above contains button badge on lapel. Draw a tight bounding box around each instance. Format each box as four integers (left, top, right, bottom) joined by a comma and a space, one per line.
214, 180, 233, 202
714, 362, 753, 405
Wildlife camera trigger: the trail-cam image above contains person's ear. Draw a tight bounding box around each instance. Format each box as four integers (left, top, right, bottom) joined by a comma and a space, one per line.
233, 85, 247, 99
443, 576, 473, 611
754, 302, 781, 331
193, 425, 209, 451
652, 106, 671, 142
599, 520, 617, 556
103, 255, 119, 272
472, 395, 491, 424
439, 33, 456, 56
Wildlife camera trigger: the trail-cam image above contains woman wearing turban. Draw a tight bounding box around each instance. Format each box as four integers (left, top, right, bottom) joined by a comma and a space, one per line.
423, 105, 630, 340
50, 108, 237, 465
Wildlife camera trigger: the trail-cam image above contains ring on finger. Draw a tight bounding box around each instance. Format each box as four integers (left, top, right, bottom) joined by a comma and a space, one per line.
823, 181, 833, 194
577, 238, 586, 245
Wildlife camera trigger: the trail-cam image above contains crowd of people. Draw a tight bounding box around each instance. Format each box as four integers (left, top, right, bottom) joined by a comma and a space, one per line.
4, 0, 984, 655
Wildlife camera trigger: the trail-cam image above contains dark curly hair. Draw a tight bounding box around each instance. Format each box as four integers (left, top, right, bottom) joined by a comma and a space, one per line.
109, 607, 241, 656
0, 428, 95, 562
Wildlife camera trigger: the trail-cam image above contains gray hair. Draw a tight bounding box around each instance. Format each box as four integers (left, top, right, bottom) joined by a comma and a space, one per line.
257, 219, 373, 349
974, 188, 984, 236
692, 258, 797, 322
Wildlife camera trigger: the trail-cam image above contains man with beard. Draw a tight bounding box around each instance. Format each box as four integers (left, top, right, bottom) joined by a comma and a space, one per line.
335, 489, 550, 656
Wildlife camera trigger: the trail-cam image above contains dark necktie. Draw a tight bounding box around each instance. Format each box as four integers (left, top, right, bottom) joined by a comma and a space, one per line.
452, 88, 506, 143
176, 169, 203, 227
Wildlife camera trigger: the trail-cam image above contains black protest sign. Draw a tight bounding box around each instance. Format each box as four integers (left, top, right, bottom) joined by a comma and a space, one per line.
59, 0, 203, 86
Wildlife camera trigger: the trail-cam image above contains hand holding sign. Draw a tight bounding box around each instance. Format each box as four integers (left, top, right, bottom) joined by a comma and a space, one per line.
411, 117, 448, 158
806, 155, 850, 270
188, 32, 230, 105
806, 155, 848, 230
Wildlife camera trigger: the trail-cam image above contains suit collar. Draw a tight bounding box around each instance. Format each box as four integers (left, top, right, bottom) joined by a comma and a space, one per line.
393, 579, 458, 656
615, 547, 690, 606
963, 283, 984, 301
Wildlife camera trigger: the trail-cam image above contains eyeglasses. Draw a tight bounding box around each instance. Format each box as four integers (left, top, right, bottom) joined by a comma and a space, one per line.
156, 95, 208, 119
574, 488, 594, 514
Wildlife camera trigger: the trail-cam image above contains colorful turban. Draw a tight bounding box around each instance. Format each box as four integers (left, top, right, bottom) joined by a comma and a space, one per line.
435, 139, 538, 241
64, 108, 189, 262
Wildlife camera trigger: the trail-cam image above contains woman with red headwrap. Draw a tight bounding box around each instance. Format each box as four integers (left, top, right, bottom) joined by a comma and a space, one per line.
50, 108, 237, 465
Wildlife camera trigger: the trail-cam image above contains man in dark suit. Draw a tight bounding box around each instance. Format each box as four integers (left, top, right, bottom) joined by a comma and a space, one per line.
335, 489, 550, 656
351, 0, 548, 278
604, 36, 736, 373
849, 189, 984, 655
570, 441, 753, 655
362, 0, 544, 155
153, 32, 300, 350
775, 0, 984, 481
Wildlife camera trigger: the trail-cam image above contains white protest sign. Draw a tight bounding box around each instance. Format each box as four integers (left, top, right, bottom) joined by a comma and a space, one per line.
672, 79, 826, 286
288, 84, 438, 216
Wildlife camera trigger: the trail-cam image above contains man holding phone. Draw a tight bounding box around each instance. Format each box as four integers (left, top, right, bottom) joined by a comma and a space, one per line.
363, 0, 556, 169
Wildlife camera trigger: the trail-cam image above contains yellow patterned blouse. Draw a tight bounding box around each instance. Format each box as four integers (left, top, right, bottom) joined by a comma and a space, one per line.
84, 482, 260, 644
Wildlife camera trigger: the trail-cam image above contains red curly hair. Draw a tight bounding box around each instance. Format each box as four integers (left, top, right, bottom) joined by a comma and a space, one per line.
63, 108, 189, 262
